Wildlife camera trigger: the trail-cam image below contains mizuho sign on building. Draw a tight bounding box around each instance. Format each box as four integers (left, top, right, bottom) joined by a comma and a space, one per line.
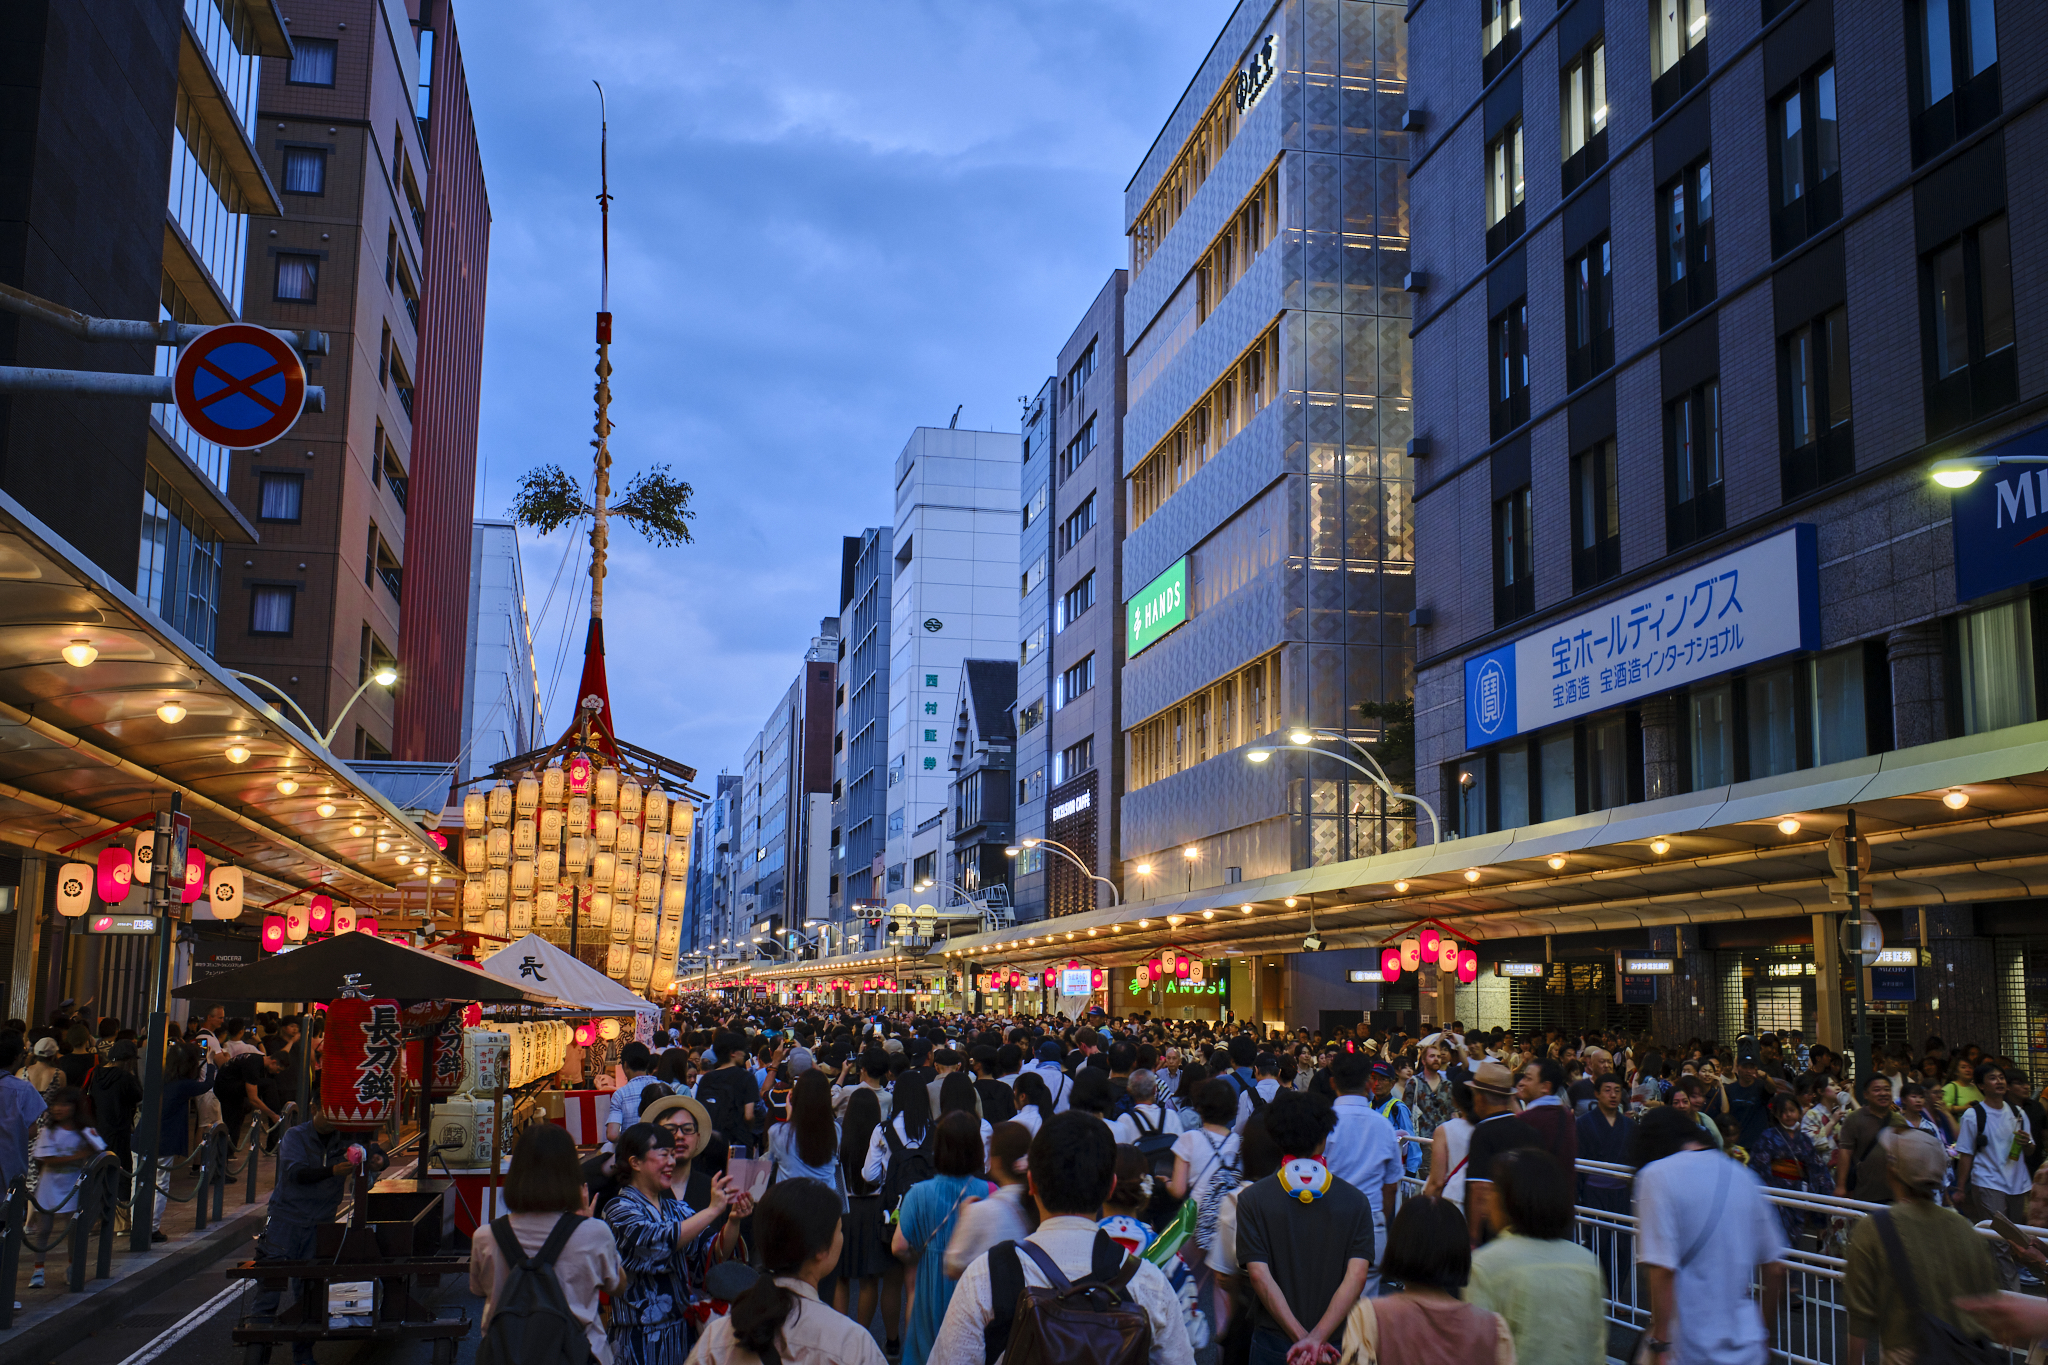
1950, 421, 2048, 602
1462, 526, 1820, 750
1128, 557, 1188, 657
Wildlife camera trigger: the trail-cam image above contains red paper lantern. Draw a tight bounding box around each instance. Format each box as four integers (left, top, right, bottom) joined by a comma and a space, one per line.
358, 916, 378, 937
321, 992, 402, 1129
1091, 968, 1106, 991
1380, 946, 1402, 982
574, 1023, 596, 1047
1176, 953, 1191, 979
308, 895, 334, 933
463, 1003, 483, 1028
1456, 949, 1479, 985
96, 847, 133, 903
429, 829, 449, 850
1418, 927, 1441, 958
400, 1002, 466, 1098
181, 849, 207, 904
261, 915, 287, 952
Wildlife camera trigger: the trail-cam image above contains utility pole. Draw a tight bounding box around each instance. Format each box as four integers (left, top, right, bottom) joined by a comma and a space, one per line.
1833, 807, 1874, 1085
130, 797, 186, 1253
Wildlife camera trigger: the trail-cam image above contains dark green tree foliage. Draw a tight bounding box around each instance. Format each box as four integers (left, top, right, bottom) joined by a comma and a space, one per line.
1357, 696, 1415, 792
512, 463, 696, 546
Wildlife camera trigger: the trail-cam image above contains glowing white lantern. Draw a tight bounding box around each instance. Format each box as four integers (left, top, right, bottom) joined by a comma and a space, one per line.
510, 859, 535, 899
512, 818, 537, 860
463, 836, 486, 873
515, 776, 540, 817
593, 809, 617, 850
539, 808, 564, 847
618, 779, 642, 821
564, 835, 588, 876
56, 861, 93, 917
484, 868, 509, 906
540, 765, 565, 806
536, 848, 560, 887
463, 792, 487, 830
643, 787, 668, 833
487, 783, 512, 825
595, 767, 619, 808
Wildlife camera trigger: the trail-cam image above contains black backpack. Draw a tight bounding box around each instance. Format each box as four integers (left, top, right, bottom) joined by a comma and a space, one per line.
1230, 1071, 1268, 1117
879, 1122, 935, 1227
698, 1070, 753, 1153
1127, 1108, 1178, 1178
982, 1231, 1151, 1365
477, 1213, 590, 1365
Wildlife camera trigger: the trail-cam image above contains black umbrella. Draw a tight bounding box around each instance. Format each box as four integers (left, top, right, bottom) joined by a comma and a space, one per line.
171, 930, 568, 1006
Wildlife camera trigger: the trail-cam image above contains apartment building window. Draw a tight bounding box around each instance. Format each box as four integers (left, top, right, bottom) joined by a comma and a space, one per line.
1061, 340, 1096, 407
274, 255, 318, 303
1950, 597, 2036, 735
1770, 64, 1841, 254
1129, 326, 1280, 530
1058, 418, 1096, 485
1566, 237, 1613, 388
1127, 651, 1283, 792
258, 472, 304, 523
1058, 493, 1096, 556
365, 522, 378, 587
1020, 624, 1047, 666
1561, 39, 1609, 193
1489, 302, 1529, 438
1584, 710, 1635, 811
1651, 0, 1709, 114
1056, 737, 1095, 784
1057, 573, 1096, 632
1658, 159, 1716, 328
1922, 213, 2016, 436
1780, 306, 1854, 497
249, 585, 295, 636
1019, 698, 1045, 733
1019, 767, 1045, 805
1057, 655, 1095, 709
1021, 554, 1046, 597
1910, 0, 2000, 163
1130, 74, 1249, 277
1483, 0, 1523, 82
1196, 170, 1280, 323
1665, 380, 1724, 549
1688, 645, 1878, 787
288, 37, 338, 86
1493, 486, 1534, 625
281, 148, 326, 195
1021, 482, 1047, 530
1570, 439, 1621, 591
1485, 122, 1526, 258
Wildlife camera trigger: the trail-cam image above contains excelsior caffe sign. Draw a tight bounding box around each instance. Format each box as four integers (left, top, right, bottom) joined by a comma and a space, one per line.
1464, 526, 1819, 749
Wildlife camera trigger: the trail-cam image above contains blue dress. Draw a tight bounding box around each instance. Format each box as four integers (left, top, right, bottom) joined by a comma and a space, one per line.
897, 1173, 990, 1365
603, 1185, 717, 1365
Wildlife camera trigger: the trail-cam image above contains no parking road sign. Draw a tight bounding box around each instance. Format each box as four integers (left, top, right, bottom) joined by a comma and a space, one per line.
173, 323, 308, 449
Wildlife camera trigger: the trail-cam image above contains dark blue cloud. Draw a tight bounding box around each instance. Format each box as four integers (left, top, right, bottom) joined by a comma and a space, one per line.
461, 0, 1236, 776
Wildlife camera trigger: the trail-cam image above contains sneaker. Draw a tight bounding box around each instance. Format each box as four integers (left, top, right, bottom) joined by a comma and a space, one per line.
885, 1341, 900, 1361
151, 1230, 169, 1243
28, 1268, 44, 1288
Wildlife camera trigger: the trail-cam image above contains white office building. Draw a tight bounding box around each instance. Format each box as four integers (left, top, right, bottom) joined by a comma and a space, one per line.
462, 519, 542, 783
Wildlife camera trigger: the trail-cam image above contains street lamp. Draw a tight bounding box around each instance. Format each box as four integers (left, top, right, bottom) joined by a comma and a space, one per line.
1247, 738, 1443, 845
229, 666, 396, 750
1005, 836, 1121, 906
1928, 453, 2048, 488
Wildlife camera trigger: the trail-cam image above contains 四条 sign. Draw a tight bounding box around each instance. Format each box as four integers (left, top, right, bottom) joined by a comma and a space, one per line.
1128, 557, 1188, 657
1463, 525, 1819, 750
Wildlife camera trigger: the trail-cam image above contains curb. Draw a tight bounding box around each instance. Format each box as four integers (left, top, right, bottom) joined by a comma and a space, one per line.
0, 1203, 266, 1365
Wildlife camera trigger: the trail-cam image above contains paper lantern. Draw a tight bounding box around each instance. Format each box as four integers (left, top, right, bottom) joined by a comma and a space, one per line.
208, 864, 244, 920
513, 818, 537, 860
1457, 949, 1479, 984
593, 809, 617, 850
657, 920, 681, 955
511, 859, 535, 898
322, 992, 403, 1129
461, 881, 485, 925
358, 916, 377, 937
1436, 937, 1460, 971
510, 899, 533, 934
587, 891, 612, 930
606, 942, 630, 978
644, 786, 668, 833
1190, 960, 1205, 984
515, 776, 540, 817
285, 902, 309, 940
539, 808, 564, 848
463, 837, 486, 873
1399, 937, 1421, 971
484, 868, 509, 906
55, 861, 93, 917
667, 840, 690, 877
632, 911, 657, 949
592, 849, 616, 887
182, 849, 206, 904
536, 848, 560, 887
96, 847, 133, 903
616, 821, 640, 862
1092, 968, 1107, 990
535, 888, 561, 927
308, 895, 334, 933
486, 827, 511, 867
610, 861, 635, 899
598, 1016, 621, 1041
486, 783, 512, 826
1418, 927, 1440, 958
568, 794, 589, 834
463, 792, 487, 830
566, 753, 592, 792
670, 802, 694, 841
262, 915, 287, 951
1176, 953, 1191, 979
609, 906, 633, 944
574, 1023, 596, 1047
635, 871, 660, 910
1380, 947, 1402, 982
618, 779, 642, 821
403, 1008, 465, 1099
628, 952, 653, 991
132, 831, 158, 889
541, 764, 566, 806
334, 903, 357, 934
595, 767, 619, 808
484, 907, 508, 938
564, 834, 589, 875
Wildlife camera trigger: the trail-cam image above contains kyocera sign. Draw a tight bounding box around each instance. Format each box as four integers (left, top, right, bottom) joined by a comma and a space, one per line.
1950, 422, 2048, 603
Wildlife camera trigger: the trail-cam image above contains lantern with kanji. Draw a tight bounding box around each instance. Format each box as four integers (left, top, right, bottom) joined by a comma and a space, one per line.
322, 984, 403, 1129
401, 1003, 465, 1098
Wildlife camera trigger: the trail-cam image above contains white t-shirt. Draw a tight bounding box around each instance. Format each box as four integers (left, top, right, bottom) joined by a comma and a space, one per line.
1111, 1103, 1184, 1147
1208, 1181, 1254, 1277
1961, 1100, 2033, 1196
1634, 1148, 1787, 1365
1012, 1105, 1044, 1139
1172, 1127, 1239, 1202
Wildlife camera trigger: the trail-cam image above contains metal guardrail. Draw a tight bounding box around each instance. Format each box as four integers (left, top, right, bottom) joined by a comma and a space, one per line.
1394, 1140, 2043, 1364
0, 1103, 299, 1328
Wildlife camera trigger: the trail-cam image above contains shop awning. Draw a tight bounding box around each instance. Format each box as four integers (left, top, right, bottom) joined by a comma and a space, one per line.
478, 934, 658, 1014
0, 488, 460, 901
747, 945, 927, 985
944, 720, 2048, 967
172, 930, 563, 1005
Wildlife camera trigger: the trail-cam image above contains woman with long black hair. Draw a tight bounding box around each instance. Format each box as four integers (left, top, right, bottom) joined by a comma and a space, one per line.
1009, 1071, 1054, 1138
768, 1070, 840, 1188
832, 1086, 890, 1329
859, 1069, 932, 1185
683, 1177, 884, 1365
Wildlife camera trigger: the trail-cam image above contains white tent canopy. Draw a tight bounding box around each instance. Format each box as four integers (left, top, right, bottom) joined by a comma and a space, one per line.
480, 934, 659, 1016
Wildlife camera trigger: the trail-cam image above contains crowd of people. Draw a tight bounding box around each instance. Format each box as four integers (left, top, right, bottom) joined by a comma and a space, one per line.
13, 1000, 2048, 1363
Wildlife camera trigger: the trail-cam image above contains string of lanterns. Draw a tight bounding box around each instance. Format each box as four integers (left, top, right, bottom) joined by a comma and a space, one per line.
1379, 923, 1479, 985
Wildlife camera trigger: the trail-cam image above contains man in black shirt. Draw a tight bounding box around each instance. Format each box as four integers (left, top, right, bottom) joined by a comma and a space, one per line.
1463, 1059, 1542, 1245
215, 1047, 283, 1146
970, 1044, 1016, 1122
1235, 1090, 1375, 1363
694, 1033, 762, 1155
